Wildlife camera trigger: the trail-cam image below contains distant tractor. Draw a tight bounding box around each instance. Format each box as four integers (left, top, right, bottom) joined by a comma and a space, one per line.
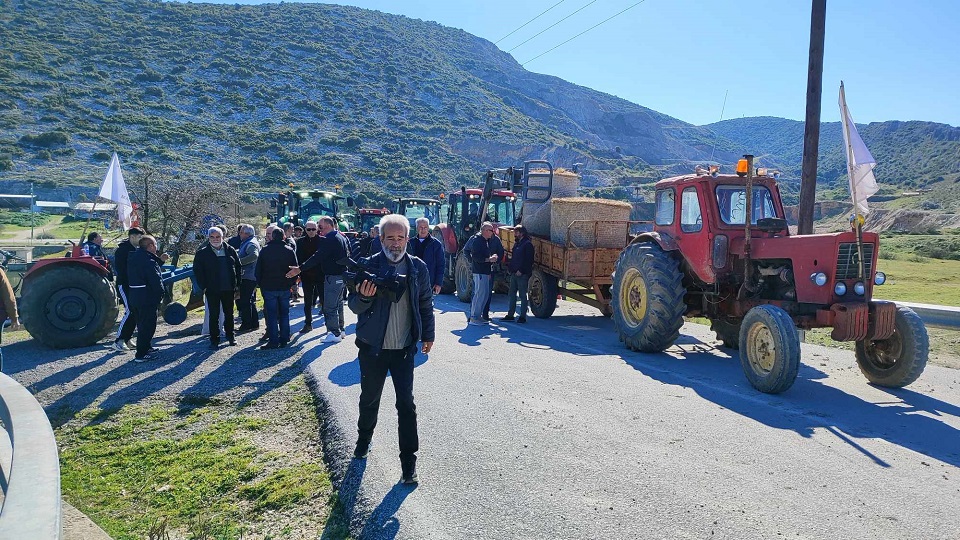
270, 189, 355, 232
395, 197, 442, 233
17, 245, 118, 349
357, 207, 391, 234
609, 156, 926, 393
433, 163, 540, 298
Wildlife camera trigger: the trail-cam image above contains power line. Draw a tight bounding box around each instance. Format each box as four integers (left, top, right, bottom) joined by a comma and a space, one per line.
522, 0, 650, 65
709, 89, 729, 162
507, 0, 599, 53
495, 0, 567, 44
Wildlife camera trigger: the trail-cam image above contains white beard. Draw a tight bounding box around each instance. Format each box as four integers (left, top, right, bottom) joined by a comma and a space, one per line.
382, 244, 405, 263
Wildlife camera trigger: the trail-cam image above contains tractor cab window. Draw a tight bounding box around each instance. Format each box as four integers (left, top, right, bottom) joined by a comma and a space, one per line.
680, 187, 703, 233
655, 189, 675, 226
486, 198, 516, 226
715, 185, 778, 225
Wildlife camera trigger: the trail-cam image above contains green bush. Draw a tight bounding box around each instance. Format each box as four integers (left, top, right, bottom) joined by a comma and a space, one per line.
19, 130, 69, 147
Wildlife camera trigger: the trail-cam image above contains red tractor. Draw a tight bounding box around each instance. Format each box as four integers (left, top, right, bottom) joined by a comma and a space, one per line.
611, 156, 927, 393
357, 207, 391, 234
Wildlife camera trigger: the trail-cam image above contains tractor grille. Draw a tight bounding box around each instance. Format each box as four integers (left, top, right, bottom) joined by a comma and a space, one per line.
836, 242, 874, 280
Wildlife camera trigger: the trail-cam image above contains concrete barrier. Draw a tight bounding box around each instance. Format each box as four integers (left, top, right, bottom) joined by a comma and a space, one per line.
0, 372, 61, 539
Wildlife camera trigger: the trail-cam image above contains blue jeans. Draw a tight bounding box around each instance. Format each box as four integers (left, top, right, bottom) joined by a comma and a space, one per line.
506, 273, 530, 317
262, 289, 291, 345
471, 274, 491, 320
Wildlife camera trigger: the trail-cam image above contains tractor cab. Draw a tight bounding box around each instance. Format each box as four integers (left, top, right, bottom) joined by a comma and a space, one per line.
395, 197, 442, 232
447, 189, 517, 238
358, 208, 391, 233
272, 189, 354, 231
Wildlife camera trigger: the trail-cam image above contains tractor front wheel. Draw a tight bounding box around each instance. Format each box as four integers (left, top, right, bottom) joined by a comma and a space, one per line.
455, 252, 473, 303
528, 269, 558, 319
610, 243, 686, 352
20, 266, 119, 349
739, 305, 800, 394
855, 306, 928, 387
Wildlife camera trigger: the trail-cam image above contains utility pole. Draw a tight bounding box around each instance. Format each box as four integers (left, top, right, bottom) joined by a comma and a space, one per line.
798, 0, 827, 235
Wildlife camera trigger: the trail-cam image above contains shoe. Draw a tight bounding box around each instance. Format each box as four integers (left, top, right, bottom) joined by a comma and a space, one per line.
148, 347, 159, 354
299, 324, 313, 334
133, 353, 154, 363
236, 326, 252, 333
261, 342, 280, 350
124, 339, 135, 349
353, 441, 371, 459
517, 317, 527, 324
482, 315, 491, 321
107, 340, 128, 352
323, 332, 342, 343
500, 315, 515, 322
468, 319, 485, 326
280, 341, 289, 348
400, 469, 419, 485
258, 333, 269, 343
228, 339, 237, 346
209, 342, 219, 350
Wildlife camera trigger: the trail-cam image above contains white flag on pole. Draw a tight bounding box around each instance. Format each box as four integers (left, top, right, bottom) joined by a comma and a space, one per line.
97, 153, 133, 229
839, 83, 879, 215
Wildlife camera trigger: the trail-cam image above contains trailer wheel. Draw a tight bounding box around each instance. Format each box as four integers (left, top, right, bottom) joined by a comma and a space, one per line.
739, 305, 800, 394
21, 266, 119, 349
855, 306, 928, 387
711, 317, 743, 349
455, 252, 473, 303
611, 243, 685, 352
528, 269, 558, 319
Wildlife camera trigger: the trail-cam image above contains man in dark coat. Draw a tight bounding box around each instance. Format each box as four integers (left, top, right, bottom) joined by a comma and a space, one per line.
295, 220, 323, 333
255, 228, 298, 349
407, 217, 445, 295
110, 227, 144, 352
287, 216, 349, 342
466, 222, 497, 325
127, 235, 165, 362
347, 214, 435, 484
194, 226, 243, 348
500, 225, 534, 323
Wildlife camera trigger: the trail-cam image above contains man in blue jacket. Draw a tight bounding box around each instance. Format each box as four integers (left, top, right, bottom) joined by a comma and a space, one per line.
467, 222, 498, 325
347, 214, 435, 484
407, 217, 444, 295
127, 235, 164, 362
501, 225, 534, 323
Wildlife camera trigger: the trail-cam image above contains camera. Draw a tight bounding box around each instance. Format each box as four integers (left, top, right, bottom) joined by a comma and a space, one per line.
339, 257, 408, 303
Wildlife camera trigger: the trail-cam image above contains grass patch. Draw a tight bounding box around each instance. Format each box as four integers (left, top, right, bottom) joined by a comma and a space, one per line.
872, 257, 960, 306
56, 376, 336, 540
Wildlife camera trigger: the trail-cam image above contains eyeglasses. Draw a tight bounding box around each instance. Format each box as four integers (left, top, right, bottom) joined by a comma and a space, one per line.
306, 228, 317, 231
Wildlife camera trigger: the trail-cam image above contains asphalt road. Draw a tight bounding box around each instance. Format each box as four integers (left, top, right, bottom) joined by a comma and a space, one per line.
309, 294, 960, 540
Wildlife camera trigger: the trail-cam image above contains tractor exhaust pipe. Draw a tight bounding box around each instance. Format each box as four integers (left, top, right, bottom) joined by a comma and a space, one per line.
738, 154, 758, 300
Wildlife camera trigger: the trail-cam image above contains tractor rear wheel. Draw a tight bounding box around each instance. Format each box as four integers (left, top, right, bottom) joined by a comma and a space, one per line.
855, 306, 928, 387
21, 266, 119, 349
711, 317, 743, 349
611, 243, 686, 352
528, 269, 558, 319
739, 305, 800, 394
455, 252, 473, 303
440, 253, 456, 295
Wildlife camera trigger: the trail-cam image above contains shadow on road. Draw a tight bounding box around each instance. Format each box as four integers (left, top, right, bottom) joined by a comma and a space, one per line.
359, 482, 418, 540
326, 352, 429, 388
320, 458, 368, 540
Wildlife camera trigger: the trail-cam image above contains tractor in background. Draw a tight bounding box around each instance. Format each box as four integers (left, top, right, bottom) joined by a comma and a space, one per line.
395, 197, 442, 234
357, 207, 391, 234
270, 189, 355, 232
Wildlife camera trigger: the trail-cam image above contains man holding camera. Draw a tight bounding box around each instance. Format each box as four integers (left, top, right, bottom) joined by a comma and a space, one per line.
346, 214, 435, 484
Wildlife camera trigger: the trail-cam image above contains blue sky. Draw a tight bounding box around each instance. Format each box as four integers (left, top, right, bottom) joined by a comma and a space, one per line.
189, 0, 960, 127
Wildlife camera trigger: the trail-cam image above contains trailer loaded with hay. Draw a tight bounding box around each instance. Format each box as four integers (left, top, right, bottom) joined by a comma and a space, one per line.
501, 167, 643, 318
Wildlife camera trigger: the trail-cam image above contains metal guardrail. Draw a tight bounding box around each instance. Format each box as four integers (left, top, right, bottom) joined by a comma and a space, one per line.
0, 373, 62, 539
884, 300, 960, 330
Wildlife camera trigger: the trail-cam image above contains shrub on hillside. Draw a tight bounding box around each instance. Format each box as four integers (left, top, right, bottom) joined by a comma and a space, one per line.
19, 130, 69, 147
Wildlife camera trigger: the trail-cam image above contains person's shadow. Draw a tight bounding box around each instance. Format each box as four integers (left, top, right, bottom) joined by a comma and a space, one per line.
358, 482, 418, 540
320, 458, 368, 540
328, 352, 430, 387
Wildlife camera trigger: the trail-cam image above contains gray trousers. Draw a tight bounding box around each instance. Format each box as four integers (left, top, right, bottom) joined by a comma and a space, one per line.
323, 274, 346, 334
471, 274, 492, 320
506, 273, 530, 317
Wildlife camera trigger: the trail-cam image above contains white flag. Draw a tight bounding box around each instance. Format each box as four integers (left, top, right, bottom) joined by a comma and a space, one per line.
97, 153, 133, 229
839, 83, 879, 215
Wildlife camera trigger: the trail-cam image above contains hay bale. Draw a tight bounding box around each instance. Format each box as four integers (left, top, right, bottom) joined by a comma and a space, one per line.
550, 197, 631, 248
522, 168, 581, 237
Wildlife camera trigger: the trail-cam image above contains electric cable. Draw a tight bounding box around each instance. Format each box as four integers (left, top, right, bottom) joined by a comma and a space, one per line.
495, 0, 567, 44
507, 0, 599, 53
522, 0, 649, 65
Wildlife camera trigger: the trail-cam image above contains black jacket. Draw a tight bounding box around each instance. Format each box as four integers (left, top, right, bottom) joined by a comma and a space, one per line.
255, 239, 299, 291
407, 235, 445, 288
467, 233, 503, 275
114, 239, 135, 286
508, 235, 534, 276
127, 248, 164, 306
194, 243, 242, 293
301, 230, 350, 276
295, 235, 322, 279
347, 252, 435, 355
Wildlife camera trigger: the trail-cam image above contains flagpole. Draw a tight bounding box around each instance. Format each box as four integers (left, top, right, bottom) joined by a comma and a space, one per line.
840, 82, 867, 280
79, 197, 99, 253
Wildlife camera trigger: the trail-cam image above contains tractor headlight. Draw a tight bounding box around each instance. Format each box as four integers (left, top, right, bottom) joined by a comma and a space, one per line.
834, 282, 847, 296
854, 281, 866, 296
810, 272, 828, 287
874, 271, 886, 286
